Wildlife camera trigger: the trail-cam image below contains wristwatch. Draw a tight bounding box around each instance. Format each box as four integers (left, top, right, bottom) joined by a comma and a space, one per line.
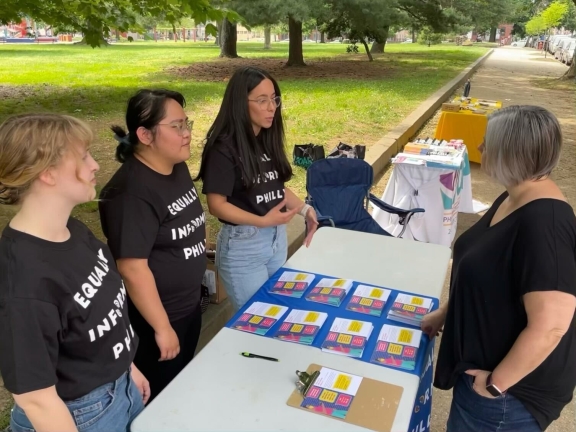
486, 373, 505, 397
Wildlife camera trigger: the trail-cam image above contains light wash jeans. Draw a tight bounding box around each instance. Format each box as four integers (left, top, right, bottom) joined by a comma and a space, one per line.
216, 224, 287, 310
10, 370, 144, 432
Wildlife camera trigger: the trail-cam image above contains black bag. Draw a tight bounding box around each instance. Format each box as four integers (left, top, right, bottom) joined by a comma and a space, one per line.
293, 143, 325, 169
200, 284, 210, 314
327, 142, 366, 160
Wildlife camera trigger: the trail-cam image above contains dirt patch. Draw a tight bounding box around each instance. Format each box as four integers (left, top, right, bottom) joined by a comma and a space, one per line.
171, 57, 395, 82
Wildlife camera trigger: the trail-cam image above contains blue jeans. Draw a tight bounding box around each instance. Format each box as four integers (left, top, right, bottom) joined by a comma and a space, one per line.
447, 374, 541, 432
10, 371, 144, 432
216, 224, 287, 310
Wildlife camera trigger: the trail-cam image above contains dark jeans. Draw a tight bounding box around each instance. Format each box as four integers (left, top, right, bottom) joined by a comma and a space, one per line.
130, 304, 202, 403
447, 374, 542, 432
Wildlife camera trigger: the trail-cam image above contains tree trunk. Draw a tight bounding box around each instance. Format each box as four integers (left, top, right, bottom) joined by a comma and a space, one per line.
370, 26, 389, 53
412, 28, 416, 43
561, 51, 576, 80
264, 25, 271, 49
361, 38, 373, 62
220, 18, 238, 58
320, 32, 325, 43
287, 16, 305, 66
489, 27, 497, 43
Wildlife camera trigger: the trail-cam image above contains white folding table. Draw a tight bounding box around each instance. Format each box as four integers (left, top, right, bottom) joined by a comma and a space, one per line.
131, 228, 451, 432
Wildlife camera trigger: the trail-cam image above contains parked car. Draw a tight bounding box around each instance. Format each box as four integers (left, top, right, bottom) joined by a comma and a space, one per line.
512, 39, 527, 47
554, 39, 570, 60
563, 39, 576, 65
550, 35, 572, 55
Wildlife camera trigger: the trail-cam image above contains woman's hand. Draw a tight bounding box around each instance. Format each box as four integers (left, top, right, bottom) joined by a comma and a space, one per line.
465, 369, 498, 399
304, 207, 318, 247
155, 326, 180, 361
261, 199, 299, 227
421, 307, 447, 339
131, 364, 151, 405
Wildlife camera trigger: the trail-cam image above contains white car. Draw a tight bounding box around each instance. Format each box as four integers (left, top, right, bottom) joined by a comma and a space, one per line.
562, 39, 576, 65
511, 39, 527, 47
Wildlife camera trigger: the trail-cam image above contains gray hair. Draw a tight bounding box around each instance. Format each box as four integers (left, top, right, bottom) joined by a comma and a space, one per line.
482, 105, 562, 187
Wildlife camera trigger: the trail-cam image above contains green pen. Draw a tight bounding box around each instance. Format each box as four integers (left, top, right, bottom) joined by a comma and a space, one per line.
241, 352, 279, 362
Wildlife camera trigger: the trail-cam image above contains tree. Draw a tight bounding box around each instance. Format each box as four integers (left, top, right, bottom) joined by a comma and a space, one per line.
220, 17, 239, 57
563, 0, 576, 80
229, 0, 283, 49
324, 0, 397, 61
0, 0, 232, 47
525, 14, 546, 34
541, 0, 569, 28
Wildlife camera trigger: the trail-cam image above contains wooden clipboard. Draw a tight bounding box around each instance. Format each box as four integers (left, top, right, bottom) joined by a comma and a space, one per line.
286, 364, 403, 432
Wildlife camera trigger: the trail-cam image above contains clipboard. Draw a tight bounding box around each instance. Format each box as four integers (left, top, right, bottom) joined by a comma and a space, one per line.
286, 363, 404, 432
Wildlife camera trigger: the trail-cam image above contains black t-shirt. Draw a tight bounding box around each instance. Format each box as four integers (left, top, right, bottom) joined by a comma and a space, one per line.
201, 139, 286, 225
435, 193, 576, 430
99, 156, 207, 321
0, 218, 136, 401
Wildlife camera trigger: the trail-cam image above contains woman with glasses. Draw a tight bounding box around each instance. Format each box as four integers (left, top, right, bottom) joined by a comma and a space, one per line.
196, 66, 318, 310
99, 89, 206, 402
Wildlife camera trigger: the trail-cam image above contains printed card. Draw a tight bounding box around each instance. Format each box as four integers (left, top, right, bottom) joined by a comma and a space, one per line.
300, 367, 363, 420
388, 293, 434, 326
370, 324, 423, 371
230, 302, 288, 336
269, 271, 316, 298
321, 318, 373, 358
273, 309, 328, 345
305, 278, 353, 307
345, 285, 391, 317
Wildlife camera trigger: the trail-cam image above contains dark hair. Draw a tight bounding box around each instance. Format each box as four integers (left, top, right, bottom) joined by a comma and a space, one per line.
195, 66, 292, 187
111, 89, 186, 163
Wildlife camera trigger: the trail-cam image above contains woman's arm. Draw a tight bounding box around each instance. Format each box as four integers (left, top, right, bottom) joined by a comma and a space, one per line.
117, 259, 180, 361
284, 188, 306, 212
13, 387, 77, 432
490, 290, 575, 391
467, 290, 576, 396
207, 194, 298, 227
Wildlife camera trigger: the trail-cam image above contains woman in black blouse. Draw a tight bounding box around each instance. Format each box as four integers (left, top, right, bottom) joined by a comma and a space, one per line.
422, 105, 576, 431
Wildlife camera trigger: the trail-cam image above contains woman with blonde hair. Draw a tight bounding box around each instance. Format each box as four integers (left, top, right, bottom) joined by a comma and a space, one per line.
422, 105, 576, 431
0, 114, 149, 432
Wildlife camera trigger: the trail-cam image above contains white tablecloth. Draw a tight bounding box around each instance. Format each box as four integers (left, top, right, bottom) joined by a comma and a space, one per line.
373, 152, 474, 247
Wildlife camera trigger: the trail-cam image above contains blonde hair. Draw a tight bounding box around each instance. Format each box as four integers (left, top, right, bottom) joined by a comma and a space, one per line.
0, 113, 93, 205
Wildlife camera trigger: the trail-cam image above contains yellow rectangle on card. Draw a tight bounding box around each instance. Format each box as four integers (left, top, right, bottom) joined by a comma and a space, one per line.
348, 320, 363, 332
359, 298, 373, 306
319, 389, 337, 403
337, 333, 352, 344
334, 374, 352, 391
320, 288, 332, 295
370, 288, 383, 298
291, 324, 303, 333
265, 306, 281, 317
284, 282, 295, 289
410, 297, 424, 306
388, 343, 403, 355
333, 279, 345, 287
398, 329, 414, 344
403, 305, 416, 312
304, 312, 319, 322
295, 273, 307, 281
249, 315, 263, 324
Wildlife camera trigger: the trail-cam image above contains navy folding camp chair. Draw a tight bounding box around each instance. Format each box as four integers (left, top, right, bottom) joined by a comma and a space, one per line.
305, 158, 424, 237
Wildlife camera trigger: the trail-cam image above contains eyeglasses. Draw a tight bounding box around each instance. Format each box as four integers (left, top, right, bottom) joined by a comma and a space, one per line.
157, 119, 194, 136
248, 96, 282, 110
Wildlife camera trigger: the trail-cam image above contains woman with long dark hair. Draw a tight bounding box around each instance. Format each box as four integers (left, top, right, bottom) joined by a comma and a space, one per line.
99, 89, 206, 402
197, 66, 318, 310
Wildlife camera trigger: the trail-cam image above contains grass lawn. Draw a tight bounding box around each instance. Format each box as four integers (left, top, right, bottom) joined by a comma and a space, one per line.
0, 40, 488, 428
0, 41, 487, 240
